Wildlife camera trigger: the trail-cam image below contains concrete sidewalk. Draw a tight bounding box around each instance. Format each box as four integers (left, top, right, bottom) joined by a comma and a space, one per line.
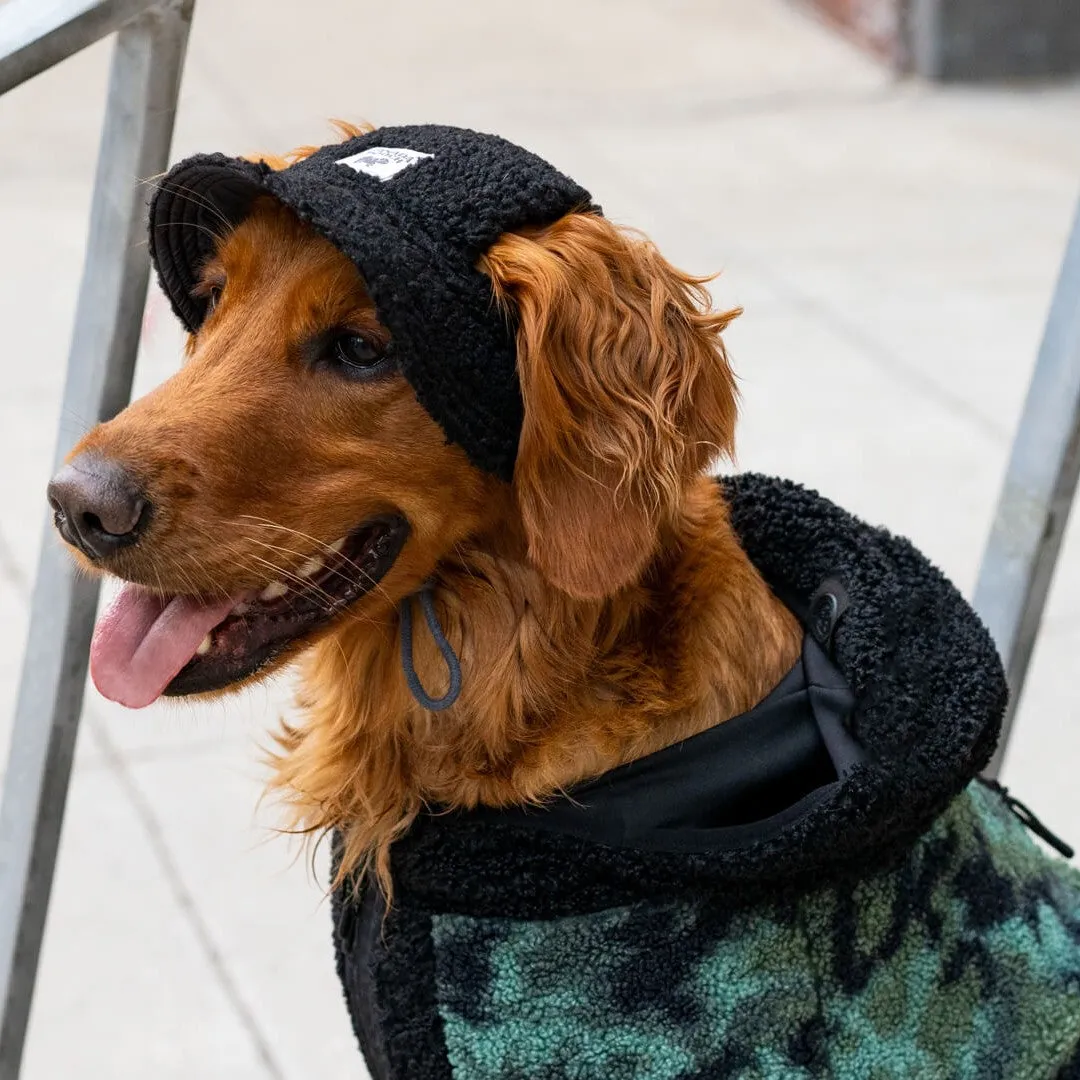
1, 0, 1078, 1075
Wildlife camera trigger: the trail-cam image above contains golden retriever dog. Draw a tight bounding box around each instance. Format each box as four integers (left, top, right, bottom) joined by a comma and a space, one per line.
48, 123, 1071, 1080
49, 122, 800, 889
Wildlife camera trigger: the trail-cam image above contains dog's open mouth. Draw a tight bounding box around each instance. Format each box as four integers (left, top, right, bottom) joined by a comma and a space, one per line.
89, 515, 409, 708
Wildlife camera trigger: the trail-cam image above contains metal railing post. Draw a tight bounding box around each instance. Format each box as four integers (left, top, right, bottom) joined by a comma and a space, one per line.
0, 3, 194, 1075
974, 193, 1080, 778
0, 0, 168, 94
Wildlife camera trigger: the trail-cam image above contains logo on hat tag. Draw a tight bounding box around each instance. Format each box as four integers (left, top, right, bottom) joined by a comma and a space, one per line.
335, 146, 434, 182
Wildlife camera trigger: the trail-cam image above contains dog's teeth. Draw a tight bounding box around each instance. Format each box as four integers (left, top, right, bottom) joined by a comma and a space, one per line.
298, 555, 325, 578
196, 634, 212, 656
260, 580, 289, 602
232, 601, 251, 616
328, 537, 346, 554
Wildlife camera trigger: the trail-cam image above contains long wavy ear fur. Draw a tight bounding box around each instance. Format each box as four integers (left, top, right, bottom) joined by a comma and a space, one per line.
481, 213, 740, 599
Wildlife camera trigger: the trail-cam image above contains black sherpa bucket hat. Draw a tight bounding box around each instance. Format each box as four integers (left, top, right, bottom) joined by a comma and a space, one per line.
147, 125, 597, 481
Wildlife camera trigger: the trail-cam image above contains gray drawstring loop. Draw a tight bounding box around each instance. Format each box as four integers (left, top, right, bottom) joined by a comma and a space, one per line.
399, 584, 462, 711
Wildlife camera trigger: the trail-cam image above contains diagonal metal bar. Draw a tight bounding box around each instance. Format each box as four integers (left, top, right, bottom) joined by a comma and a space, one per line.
974, 192, 1080, 778
0, 0, 164, 94
0, 3, 194, 1076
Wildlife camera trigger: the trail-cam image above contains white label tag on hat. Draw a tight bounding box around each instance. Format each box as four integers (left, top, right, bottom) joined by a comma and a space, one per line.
335, 146, 434, 182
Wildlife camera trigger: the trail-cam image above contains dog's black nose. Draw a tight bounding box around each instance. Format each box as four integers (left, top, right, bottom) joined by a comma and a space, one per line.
47, 454, 149, 560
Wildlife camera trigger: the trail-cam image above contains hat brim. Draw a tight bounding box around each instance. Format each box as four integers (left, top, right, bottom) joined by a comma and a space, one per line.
148, 156, 269, 331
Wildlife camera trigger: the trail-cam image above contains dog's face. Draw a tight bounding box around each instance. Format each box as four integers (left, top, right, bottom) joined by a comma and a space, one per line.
49, 182, 739, 710
52, 198, 499, 706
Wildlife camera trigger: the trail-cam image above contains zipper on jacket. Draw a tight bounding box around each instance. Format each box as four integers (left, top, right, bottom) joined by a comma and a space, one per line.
978, 777, 1075, 859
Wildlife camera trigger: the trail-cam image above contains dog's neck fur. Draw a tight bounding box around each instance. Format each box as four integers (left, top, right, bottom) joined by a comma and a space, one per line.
272, 475, 802, 885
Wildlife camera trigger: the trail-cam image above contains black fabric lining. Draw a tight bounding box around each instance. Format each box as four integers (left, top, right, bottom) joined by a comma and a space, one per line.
482, 634, 862, 854
335, 878, 454, 1080
343, 880, 393, 1080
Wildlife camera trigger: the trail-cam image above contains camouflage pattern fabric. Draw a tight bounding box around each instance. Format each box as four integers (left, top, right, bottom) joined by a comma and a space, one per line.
431, 782, 1080, 1079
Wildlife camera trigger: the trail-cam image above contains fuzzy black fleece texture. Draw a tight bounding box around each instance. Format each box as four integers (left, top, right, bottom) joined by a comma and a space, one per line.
146, 126, 594, 480
325, 474, 1050, 1080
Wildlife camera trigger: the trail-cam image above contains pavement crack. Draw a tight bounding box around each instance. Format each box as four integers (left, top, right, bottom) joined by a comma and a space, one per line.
84, 710, 288, 1080
0, 553, 287, 1077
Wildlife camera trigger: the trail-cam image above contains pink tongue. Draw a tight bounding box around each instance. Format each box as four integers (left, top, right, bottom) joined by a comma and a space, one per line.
90, 584, 238, 708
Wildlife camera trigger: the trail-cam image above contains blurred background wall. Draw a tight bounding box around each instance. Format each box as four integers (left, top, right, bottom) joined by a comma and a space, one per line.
803, 0, 1080, 78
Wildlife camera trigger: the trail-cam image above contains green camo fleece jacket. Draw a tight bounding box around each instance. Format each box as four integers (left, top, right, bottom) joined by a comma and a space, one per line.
331, 475, 1080, 1079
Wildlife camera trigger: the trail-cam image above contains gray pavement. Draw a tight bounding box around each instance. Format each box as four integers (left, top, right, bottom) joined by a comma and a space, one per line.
1, 0, 1078, 1075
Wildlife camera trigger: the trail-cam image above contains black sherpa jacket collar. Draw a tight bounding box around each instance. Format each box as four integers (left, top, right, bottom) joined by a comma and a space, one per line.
378, 473, 1008, 919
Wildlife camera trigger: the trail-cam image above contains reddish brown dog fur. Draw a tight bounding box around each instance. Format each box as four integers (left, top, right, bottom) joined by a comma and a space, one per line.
69, 126, 801, 891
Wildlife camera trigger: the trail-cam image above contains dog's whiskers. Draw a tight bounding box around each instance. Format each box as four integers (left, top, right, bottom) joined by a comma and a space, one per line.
238, 550, 342, 614
233, 539, 388, 632
235, 516, 396, 609
224, 531, 367, 615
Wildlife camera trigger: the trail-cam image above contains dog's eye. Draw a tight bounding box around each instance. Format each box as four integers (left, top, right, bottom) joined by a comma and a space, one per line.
206, 284, 223, 313
326, 333, 390, 378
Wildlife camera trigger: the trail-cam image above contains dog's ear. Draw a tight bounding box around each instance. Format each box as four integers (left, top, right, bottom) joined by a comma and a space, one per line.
481, 212, 740, 599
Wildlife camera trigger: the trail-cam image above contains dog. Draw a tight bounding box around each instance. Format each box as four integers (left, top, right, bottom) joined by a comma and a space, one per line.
48, 124, 1080, 1079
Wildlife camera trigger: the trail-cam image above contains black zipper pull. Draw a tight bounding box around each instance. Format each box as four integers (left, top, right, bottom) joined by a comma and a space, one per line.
979, 777, 1075, 859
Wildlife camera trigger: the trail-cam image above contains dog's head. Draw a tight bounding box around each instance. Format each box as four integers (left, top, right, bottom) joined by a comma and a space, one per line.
49, 127, 739, 709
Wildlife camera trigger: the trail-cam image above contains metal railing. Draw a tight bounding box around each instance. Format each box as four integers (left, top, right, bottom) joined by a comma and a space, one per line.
974, 194, 1080, 778
0, 2, 194, 1076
